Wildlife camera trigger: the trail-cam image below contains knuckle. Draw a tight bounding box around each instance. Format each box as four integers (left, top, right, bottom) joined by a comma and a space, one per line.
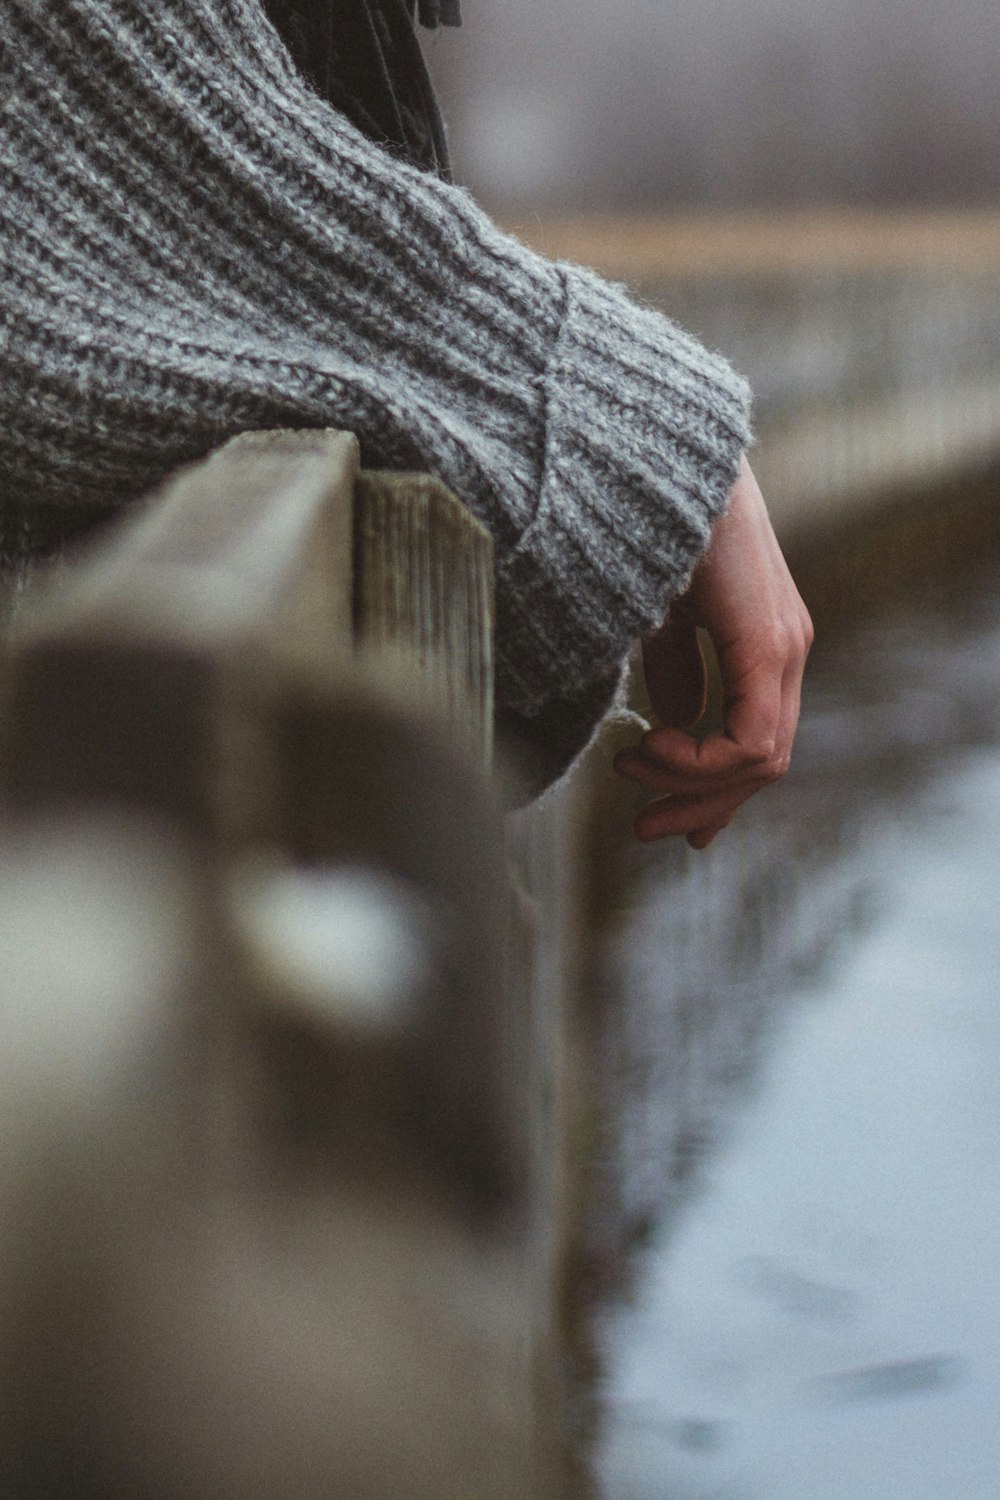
761, 608, 814, 667
747, 748, 790, 780
745, 737, 776, 765
758, 625, 790, 667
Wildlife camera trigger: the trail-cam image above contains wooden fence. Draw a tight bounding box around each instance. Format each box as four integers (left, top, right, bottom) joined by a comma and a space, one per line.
0, 430, 631, 1499
8, 213, 1000, 1500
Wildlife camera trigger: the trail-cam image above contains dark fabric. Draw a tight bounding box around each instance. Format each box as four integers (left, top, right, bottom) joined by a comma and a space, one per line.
416, 0, 462, 26
496, 669, 624, 805
262, 0, 454, 176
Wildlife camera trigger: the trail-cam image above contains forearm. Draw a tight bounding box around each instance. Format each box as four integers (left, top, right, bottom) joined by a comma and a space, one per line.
0, 0, 750, 740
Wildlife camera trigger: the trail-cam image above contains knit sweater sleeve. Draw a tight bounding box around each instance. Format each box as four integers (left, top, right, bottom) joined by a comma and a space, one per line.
0, 0, 751, 779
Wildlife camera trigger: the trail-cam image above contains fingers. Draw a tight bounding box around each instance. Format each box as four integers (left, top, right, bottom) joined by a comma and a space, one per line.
617, 727, 787, 848
613, 739, 769, 796
711, 585, 814, 771
620, 456, 813, 849
614, 652, 788, 789
717, 651, 785, 765
616, 604, 812, 848
633, 783, 763, 844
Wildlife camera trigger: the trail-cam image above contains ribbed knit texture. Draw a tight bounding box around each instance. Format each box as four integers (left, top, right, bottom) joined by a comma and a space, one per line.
0, 0, 751, 781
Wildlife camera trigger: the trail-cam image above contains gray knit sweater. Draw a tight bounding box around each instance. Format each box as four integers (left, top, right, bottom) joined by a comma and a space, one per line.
0, 0, 751, 781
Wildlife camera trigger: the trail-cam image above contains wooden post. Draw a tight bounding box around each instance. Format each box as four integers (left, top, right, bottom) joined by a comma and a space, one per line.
354, 469, 494, 767
0, 429, 585, 1499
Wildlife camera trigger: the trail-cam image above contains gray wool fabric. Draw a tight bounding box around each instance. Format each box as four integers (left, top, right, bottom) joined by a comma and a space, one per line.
0, 0, 751, 779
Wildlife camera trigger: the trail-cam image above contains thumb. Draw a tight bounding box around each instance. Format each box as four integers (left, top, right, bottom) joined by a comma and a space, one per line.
642, 607, 709, 730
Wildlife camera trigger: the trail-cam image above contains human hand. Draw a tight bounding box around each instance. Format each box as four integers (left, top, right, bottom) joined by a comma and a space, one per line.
613, 454, 813, 848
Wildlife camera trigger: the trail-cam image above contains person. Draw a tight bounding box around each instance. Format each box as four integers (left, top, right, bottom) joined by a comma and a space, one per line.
0, 0, 811, 842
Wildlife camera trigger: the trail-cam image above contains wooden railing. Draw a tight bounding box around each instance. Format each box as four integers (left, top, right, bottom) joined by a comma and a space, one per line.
0, 430, 625, 1499
10, 219, 997, 1498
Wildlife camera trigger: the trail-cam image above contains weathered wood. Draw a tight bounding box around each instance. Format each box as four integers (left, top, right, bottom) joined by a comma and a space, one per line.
0, 428, 556, 1499
13, 429, 357, 654
0, 429, 358, 828
0, 434, 496, 824
0, 816, 204, 1500
355, 469, 494, 766
265, 685, 514, 1196
0, 809, 535, 1500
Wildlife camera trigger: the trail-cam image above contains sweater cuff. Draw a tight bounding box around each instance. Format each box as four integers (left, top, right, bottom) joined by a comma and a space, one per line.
494, 264, 752, 721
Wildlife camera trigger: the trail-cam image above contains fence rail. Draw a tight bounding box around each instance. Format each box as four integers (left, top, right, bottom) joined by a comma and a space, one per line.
7, 212, 997, 1498
0, 429, 624, 1499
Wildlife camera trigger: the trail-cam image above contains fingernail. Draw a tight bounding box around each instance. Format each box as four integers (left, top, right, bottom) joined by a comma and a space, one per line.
634, 817, 661, 843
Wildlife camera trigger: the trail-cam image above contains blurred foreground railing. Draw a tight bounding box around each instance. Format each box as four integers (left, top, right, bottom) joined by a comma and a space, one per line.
0, 430, 627, 1499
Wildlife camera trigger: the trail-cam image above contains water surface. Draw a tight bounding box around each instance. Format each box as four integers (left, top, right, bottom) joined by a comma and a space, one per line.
594, 550, 1000, 1500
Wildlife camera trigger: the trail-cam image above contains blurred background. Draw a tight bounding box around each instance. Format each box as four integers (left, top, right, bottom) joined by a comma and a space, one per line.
425, 0, 1000, 522
426, 0, 1000, 213
428, 6, 1000, 1499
